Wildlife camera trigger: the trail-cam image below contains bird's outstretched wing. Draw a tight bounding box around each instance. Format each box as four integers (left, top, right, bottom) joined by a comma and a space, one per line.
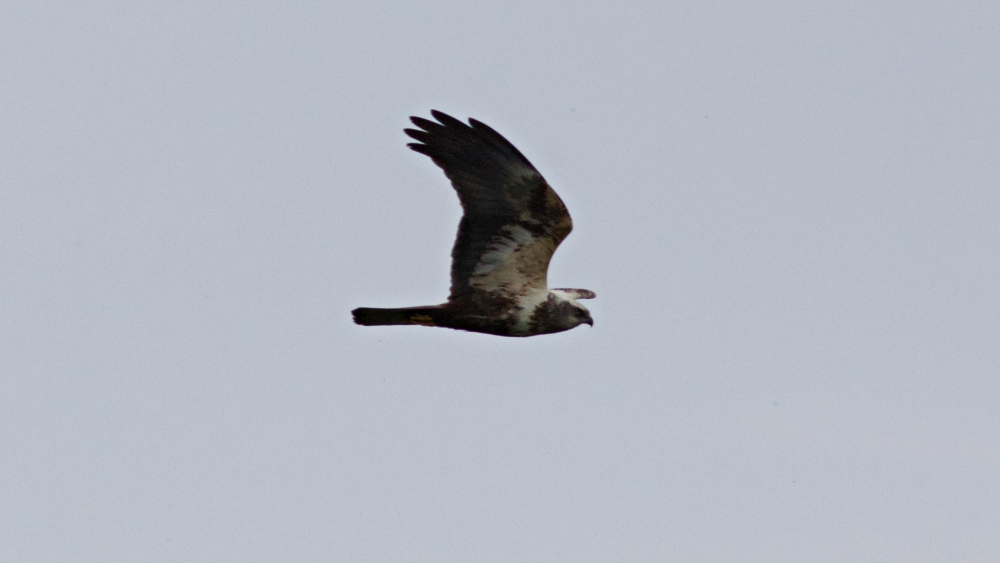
405, 110, 573, 300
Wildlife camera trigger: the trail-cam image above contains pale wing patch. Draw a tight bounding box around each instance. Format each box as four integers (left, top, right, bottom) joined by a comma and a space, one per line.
470, 231, 556, 296
471, 225, 535, 276
551, 288, 596, 300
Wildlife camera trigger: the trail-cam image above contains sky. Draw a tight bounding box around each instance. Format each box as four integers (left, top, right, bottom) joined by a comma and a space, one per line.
2, 0, 999, 561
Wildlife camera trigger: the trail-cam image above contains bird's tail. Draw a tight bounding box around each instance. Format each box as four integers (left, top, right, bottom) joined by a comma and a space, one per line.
351, 306, 440, 327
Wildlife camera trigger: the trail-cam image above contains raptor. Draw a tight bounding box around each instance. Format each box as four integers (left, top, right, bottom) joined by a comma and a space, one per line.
352, 110, 595, 336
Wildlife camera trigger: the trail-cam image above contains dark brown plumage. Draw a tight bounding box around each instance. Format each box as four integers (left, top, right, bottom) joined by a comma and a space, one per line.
352, 111, 594, 337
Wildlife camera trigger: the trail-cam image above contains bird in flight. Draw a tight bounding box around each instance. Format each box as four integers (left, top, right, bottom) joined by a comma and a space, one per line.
352, 110, 595, 337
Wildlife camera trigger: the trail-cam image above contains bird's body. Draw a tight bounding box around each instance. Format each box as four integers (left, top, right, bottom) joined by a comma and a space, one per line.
352, 111, 594, 337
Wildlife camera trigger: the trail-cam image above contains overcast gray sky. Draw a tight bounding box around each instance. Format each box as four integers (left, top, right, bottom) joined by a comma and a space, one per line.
2, 1, 998, 561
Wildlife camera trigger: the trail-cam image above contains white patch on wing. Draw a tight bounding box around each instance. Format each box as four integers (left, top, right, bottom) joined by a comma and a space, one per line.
549, 289, 577, 302
551, 288, 596, 300
472, 225, 535, 276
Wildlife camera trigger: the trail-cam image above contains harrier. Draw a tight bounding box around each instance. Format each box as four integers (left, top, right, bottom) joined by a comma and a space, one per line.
352, 110, 594, 336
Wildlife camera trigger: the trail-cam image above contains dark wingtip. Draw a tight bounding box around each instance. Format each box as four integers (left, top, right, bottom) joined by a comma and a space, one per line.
431, 110, 469, 129
408, 117, 439, 133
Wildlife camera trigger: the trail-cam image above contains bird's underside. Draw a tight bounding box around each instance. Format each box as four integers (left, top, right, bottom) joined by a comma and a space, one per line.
351, 110, 595, 337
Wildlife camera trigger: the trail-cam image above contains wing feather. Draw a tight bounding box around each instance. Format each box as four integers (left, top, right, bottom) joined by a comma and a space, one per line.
405, 111, 573, 300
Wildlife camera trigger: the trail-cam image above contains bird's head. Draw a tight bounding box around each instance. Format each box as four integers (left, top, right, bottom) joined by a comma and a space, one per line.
549, 289, 594, 329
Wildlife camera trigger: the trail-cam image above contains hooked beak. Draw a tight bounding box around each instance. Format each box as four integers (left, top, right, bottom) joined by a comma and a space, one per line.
584, 316, 593, 327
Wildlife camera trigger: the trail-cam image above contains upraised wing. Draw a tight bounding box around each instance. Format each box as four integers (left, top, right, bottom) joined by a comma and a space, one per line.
405, 110, 573, 300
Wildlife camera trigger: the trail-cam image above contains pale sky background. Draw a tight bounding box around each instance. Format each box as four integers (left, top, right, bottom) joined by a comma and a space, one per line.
2, 1, 999, 562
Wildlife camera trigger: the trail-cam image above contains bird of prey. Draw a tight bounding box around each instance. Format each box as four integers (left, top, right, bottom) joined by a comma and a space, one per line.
352, 110, 595, 337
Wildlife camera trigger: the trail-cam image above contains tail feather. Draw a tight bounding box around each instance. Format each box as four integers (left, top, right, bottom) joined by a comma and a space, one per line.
352, 306, 439, 327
